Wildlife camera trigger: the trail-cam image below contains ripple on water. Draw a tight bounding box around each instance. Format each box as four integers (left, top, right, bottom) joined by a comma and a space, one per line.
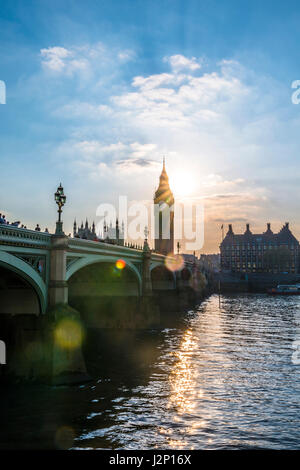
75, 294, 300, 449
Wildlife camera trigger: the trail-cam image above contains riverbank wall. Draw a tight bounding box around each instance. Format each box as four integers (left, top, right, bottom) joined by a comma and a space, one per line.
216, 272, 300, 293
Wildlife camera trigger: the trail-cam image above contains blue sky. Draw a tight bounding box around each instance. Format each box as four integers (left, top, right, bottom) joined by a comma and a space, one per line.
1, 0, 300, 252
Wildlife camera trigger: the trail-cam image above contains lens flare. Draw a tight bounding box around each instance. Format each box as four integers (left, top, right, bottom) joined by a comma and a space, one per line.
165, 253, 184, 272
115, 259, 126, 270
55, 426, 75, 449
54, 318, 84, 350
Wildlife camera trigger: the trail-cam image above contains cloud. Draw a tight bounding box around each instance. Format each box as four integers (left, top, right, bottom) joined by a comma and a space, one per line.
116, 158, 157, 169
109, 59, 249, 134
52, 54, 249, 138
40, 46, 72, 72
118, 50, 135, 61
47, 52, 300, 251
129, 142, 157, 158
40, 42, 135, 78
132, 73, 188, 91
200, 174, 245, 188
55, 139, 159, 178
213, 217, 248, 223
164, 54, 203, 71
40, 46, 89, 75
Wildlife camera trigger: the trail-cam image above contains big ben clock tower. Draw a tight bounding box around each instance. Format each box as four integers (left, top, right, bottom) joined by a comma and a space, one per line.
154, 158, 174, 255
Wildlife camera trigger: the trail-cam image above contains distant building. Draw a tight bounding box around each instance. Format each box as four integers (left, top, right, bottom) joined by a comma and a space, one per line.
73, 219, 97, 241
199, 254, 220, 272
182, 253, 197, 264
103, 219, 125, 246
220, 223, 299, 274
73, 218, 125, 246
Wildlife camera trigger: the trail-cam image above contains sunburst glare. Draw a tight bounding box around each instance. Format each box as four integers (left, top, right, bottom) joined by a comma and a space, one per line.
170, 170, 197, 198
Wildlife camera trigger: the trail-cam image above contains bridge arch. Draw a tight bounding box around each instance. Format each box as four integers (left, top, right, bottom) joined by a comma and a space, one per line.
150, 263, 176, 290
0, 251, 47, 313
181, 266, 192, 280
66, 254, 142, 295
67, 255, 142, 328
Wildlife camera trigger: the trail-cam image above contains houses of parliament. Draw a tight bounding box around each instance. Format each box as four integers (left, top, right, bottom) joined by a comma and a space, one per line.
73, 159, 175, 255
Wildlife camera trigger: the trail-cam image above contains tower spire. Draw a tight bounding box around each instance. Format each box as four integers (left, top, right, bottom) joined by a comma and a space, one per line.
154, 155, 174, 255
73, 219, 77, 238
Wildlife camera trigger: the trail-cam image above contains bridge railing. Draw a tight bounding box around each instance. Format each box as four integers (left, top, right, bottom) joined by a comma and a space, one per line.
0, 224, 51, 247
68, 237, 145, 256
69, 236, 167, 257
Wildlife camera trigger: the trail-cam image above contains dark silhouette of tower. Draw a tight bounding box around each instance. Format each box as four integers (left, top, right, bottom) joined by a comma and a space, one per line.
154, 157, 174, 255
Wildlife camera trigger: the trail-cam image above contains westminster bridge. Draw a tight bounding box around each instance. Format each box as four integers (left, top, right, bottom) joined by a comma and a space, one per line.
0, 224, 203, 383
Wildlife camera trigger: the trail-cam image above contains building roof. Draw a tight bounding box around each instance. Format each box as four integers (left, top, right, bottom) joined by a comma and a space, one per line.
220, 223, 299, 247
154, 157, 174, 206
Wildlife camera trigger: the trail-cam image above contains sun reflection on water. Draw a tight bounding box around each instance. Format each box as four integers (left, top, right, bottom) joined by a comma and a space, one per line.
167, 295, 231, 444
168, 329, 199, 415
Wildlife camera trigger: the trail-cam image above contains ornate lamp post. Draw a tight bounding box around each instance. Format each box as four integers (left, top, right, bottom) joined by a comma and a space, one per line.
142, 225, 152, 296
54, 183, 66, 235
143, 226, 150, 252
144, 225, 149, 241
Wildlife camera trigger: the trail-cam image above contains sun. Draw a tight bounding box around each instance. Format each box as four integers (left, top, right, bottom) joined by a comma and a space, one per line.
170, 170, 197, 198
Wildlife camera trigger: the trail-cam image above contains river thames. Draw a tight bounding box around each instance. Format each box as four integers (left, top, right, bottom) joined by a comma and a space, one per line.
1, 293, 300, 449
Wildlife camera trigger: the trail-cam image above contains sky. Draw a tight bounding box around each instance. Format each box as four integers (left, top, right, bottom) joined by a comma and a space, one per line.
1, 0, 300, 253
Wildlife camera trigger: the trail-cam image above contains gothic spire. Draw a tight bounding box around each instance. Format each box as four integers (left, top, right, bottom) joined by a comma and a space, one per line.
154, 156, 174, 206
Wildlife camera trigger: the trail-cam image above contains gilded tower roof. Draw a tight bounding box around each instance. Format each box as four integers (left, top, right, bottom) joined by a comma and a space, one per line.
154, 157, 174, 206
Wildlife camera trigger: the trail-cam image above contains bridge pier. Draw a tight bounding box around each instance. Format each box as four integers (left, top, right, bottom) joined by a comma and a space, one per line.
142, 239, 152, 296
48, 235, 68, 307
176, 269, 207, 308
32, 236, 88, 384
138, 239, 161, 327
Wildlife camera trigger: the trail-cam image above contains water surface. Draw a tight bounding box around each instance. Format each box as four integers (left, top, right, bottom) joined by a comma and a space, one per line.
1, 294, 300, 449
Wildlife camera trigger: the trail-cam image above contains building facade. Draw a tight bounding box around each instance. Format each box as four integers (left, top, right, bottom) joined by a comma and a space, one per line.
154, 158, 174, 255
73, 219, 97, 241
73, 218, 125, 246
103, 219, 125, 246
199, 254, 220, 273
220, 223, 299, 273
